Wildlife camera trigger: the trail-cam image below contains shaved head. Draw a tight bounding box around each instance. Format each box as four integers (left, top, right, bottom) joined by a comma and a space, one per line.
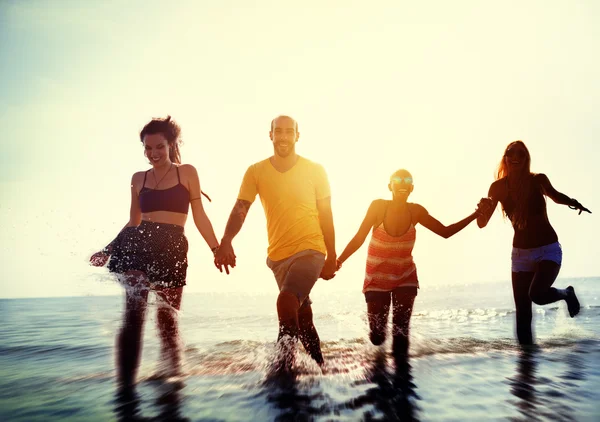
270, 115, 299, 132
391, 169, 413, 181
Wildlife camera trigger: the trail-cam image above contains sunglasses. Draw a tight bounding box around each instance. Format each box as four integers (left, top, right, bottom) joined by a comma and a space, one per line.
391, 176, 413, 185
505, 148, 527, 159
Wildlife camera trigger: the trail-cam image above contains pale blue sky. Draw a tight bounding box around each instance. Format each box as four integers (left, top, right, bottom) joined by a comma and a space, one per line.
1, 0, 598, 298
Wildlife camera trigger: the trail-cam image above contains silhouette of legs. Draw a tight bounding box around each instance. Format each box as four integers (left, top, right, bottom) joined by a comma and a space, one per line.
528, 260, 580, 316
269, 251, 326, 370
155, 286, 184, 376
116, 271, 149, 392
367, 296, 391, 346
276, 291, 300, 371
297, 300, 324, 365
391, 289, 416, 360
366, 287, 417, 358
528, 261, 562, 305
116, 272, 184, 392
277, 291, 300, 339
512, 260, 581, 345
512, 271, 535, 345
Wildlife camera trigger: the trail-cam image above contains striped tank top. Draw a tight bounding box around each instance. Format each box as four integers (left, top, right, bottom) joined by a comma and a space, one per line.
363, 222, 418, 293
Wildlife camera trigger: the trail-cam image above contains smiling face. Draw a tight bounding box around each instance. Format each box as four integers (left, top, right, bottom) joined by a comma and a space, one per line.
388, 169, 414, 200
143, 133, 171, 167
503, 142, 530, 175
269, 116, 299, 158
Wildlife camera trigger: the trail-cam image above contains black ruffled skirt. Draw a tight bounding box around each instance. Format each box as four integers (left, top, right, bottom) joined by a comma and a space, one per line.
108, 221, 188, 288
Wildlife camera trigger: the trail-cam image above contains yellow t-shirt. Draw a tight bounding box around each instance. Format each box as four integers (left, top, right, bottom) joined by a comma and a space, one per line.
237, 156, 330, 261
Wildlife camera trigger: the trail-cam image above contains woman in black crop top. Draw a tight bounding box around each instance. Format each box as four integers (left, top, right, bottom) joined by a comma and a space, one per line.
89, 116, 221, 398
477, 141, 591, 345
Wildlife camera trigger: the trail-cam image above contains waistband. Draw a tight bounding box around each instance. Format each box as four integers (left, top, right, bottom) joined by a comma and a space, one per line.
138, 220, 185, 233
512, 241, 560, 253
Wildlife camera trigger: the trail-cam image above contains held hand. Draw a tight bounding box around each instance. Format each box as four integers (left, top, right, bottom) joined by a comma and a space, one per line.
336, 259, 343, 271
89, 251, 109, 267
476, 197, 494, 216
214, 241, 236, 274
320, 257, 337, 280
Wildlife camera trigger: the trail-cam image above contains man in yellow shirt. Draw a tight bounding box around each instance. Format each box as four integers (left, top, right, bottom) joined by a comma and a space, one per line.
214, 115, 337, 370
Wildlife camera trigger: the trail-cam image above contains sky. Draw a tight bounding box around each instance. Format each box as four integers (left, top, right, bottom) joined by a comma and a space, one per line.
1, 0, 598, 299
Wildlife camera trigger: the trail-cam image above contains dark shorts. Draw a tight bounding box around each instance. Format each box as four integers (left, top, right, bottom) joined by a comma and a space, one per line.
511, 242, 562, 273
364, 286, 418, 303
266, 249, 326, 306
108, 220, 188, 289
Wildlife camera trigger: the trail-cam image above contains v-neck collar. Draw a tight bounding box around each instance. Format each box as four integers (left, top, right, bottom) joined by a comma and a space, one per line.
268, 155, 301, 174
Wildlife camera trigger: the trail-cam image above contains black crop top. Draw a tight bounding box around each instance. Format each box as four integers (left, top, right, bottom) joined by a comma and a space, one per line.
139, 166, 190, 214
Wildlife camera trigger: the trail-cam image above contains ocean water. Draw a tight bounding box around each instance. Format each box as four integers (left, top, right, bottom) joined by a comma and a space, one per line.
1, 277, 599, 421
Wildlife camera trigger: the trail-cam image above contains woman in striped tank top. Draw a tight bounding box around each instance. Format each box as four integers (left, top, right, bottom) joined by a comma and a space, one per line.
337, 169, 484, 361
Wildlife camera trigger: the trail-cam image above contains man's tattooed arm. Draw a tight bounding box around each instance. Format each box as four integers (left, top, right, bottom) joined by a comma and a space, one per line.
222, 199, 252, 243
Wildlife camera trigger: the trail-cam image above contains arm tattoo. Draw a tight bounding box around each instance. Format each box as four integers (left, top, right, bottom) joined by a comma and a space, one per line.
234, 199, 251, 221
223, 199, 252, 240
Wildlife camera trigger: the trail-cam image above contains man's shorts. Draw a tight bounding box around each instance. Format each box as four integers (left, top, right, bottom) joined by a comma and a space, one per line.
511, 242, 562, 273
266, 249, 325, 306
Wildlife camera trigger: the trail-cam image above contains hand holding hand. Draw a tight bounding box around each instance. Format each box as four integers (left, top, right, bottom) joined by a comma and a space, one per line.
476, 197, 494, 216
214, 241, 236, 274
320, 257, 337, 280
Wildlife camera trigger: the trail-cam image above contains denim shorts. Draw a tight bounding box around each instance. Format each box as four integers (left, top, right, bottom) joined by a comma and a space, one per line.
511, 242, 562, 273
266, 249, 325, 306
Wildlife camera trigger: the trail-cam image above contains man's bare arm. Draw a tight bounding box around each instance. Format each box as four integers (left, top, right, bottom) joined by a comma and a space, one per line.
214, 199, 252, 274
222, 199, 252, 243
316, 196, 337, 279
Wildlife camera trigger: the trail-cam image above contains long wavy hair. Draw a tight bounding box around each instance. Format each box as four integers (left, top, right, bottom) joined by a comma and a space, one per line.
139, 115, 182, 164
495, 140, 535, 229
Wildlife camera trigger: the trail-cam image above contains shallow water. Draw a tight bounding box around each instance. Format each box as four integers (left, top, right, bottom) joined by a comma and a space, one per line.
2, 278, 599, 421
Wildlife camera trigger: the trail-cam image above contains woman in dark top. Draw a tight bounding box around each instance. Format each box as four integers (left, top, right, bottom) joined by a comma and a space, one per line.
477, 140, 591, 345
90, 116, 220, 396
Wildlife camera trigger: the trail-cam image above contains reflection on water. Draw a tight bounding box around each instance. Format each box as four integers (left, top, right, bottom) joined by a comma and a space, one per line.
154, 381, 188, 422
262, 360, 326, 422
340, 351, 420, 421
261, 351, 421, 421
114, 388, 143, 422
114, 379, 189, 422
507, 342, 596, 421
508, 346, 539, 419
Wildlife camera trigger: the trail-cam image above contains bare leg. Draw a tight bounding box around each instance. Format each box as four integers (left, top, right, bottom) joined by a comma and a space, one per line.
297, 301, 324, 366
529, 260, 580, 317
367, 294, 391, 346
116, 271, 149, 391
155, 286, 184, 377
390, 289, 416, 360
528, 261, 562, 305
277, 291, 300, 339
275, 291, 300, 370
512, 271, 534, 346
